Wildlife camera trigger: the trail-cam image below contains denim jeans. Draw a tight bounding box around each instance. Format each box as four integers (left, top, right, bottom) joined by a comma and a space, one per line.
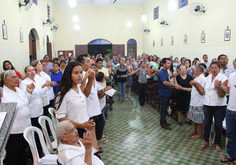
203, 105, 226, 144
226, 109, 236, 160
138, 83, 147, 106
160, 97, 170, 125
117, 82, 126, 101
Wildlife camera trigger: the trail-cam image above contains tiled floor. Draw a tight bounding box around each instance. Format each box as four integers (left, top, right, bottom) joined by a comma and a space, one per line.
99, 91, 227, 165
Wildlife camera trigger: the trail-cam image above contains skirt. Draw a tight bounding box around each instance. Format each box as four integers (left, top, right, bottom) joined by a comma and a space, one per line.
188, 106, 204, 123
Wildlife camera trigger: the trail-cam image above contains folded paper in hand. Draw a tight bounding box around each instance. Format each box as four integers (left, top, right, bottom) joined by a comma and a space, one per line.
105, 89, 116, 97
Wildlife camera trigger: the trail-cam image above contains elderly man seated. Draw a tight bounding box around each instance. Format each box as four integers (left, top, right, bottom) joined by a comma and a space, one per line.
56, 121, 104, 165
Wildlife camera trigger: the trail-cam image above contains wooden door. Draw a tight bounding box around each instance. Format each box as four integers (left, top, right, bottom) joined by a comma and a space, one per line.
112, 44, 125, 57
75, 45, 88, 57
29, 39, 37, 60
47, 42, 52, 61
127, 44, 136, 59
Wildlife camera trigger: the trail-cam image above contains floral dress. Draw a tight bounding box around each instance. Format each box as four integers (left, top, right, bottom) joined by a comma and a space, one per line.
107, 68, 115, 88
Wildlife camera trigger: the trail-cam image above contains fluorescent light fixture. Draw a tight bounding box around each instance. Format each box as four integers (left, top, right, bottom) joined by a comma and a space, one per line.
127, 21, 132, 27
141, 15, 147, 22
169, 0, 176, 10
68, 0, 76, 8
73, 15, 79, 23
75, 25, 80, 30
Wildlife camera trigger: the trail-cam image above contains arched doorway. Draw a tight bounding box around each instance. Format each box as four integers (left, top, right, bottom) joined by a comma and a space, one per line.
29, 29, 39, 60
88, 39, 112, 57
46, 35, 52, 62
127, 39, 137, 59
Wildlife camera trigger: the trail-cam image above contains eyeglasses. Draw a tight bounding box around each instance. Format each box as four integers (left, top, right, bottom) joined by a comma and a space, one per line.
7, 76, 19, 79
64, 125, 77, 135
42, 64, 47, 66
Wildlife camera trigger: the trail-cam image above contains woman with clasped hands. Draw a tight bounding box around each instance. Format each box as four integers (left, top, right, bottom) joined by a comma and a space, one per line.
0, 70, 35, 165
56, 121, 104, 165
191, 61, 228, 152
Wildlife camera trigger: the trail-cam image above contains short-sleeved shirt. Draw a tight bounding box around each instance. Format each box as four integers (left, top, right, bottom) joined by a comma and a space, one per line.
98, 67, 109, 88
190, 74, 206, 106
138, 68, 149, 84
46, 62, 53, 74
176, 74, 193, 96
55, 86, 89, 124
152, 64, 159, 80
220, 65, 235, 78
15, 70, 22, 87
158, 69, 172, 98
203, 73, 228, 106
227, 72, 236, 111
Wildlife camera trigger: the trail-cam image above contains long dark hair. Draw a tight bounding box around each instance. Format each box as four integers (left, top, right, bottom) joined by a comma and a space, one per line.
3, 60, 15, 70
54, 61, 82, 109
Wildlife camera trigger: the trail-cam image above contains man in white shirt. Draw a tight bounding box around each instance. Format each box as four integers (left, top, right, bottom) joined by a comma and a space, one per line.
218, 54, 235, 103
220, 71, 236, 164
201, 54, 211, 70
218, 54, 235, 78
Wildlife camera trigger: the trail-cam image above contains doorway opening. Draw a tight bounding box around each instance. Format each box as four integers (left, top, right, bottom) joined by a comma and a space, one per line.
127, 39, 137, 59
88, 39, 112, 57
29, 29, 39, 61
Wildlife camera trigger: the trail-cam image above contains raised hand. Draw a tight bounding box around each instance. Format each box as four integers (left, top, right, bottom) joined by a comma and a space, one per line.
50, 81, 57, 87
80, 131, 92, 151
172, 72, 177, 78
88, 69, 95, 81
26, 83, 35, 94
214, 80, 221, 88
83, 120, 95, 130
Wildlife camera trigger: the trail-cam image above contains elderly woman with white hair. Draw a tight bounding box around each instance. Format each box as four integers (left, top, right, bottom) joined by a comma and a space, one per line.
0, 70, 35, 165
56, 120, 104, 165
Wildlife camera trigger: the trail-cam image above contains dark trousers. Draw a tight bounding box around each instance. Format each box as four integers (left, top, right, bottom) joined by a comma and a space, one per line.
4, 134, 27, 165
203, 105, 226, 144
138, 83, 147, 106
77, 128, 86, 138
160, 97, 171, 125
92, 113, 106, 140
31, 117, 43, 156
226, 109, 236, 160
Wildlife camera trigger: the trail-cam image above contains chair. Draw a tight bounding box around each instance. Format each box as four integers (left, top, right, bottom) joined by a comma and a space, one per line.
153, 84, 160, 111
146, 80, 155, 106
23, 126, 57, 165
48, 107, 59, 129
38, 116, 57, 154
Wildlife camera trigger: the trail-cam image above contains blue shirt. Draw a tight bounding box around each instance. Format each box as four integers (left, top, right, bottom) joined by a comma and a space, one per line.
158, 69, 172, 98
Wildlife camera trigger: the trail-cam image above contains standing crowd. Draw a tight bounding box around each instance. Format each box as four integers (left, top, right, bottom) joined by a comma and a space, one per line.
0, 52, 236, 165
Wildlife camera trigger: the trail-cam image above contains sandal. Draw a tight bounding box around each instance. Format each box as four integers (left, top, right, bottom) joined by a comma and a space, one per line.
220, 156, 234, 162
192, 135, 204, 139
102, 135, 109, 139
199, 143, 209, 150
118, 100, 121, 103
231, 161, 236, 165
186, 132, 198, 136
122, 100, 126, 103
98, 137, 109, 143
110, 105, 113, 110
215, 146, 222, 152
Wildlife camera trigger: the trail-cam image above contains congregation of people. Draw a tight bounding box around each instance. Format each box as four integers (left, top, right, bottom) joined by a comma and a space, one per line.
0, 52, 236, 165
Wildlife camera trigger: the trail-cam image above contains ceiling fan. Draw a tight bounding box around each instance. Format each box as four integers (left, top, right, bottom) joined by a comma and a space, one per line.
189, 2, 206, 16
19, 0, 33, 11
51, 24, 59, 32
43, 17, 55, 27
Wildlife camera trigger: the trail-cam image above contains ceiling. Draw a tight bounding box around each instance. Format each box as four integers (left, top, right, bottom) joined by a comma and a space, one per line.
53, 0, 150, 6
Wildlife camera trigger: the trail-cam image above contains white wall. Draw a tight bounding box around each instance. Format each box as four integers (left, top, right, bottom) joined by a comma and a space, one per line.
0, 0, 56, 74
54, 5, 143, 56
142, 0, 236, 65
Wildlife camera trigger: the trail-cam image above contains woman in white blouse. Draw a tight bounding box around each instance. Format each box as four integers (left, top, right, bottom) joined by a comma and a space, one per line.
56, 121, 104, 165
55, 61, 95, 138
191, 61, 228, 152
20, 66, 51, 156
31, 60, 57, 116
1, 70, 35, 165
